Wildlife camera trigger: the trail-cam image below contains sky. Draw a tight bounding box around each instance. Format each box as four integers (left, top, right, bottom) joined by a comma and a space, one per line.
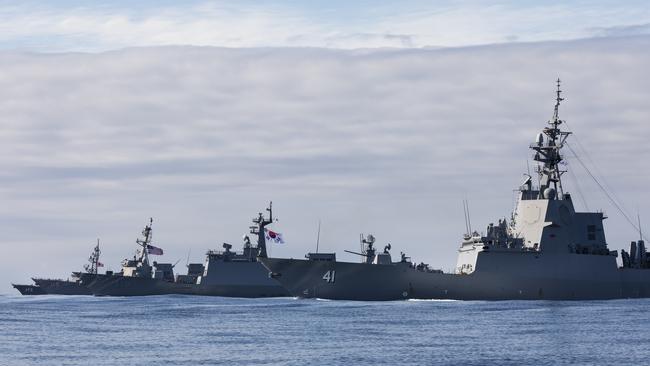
1, 1, 650, 294
1, 0, 650, 50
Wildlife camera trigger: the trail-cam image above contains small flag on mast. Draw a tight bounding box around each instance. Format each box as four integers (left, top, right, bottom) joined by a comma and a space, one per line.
97, 262, 104, 267
146, 244, 164, 255
264, 228, 285, 244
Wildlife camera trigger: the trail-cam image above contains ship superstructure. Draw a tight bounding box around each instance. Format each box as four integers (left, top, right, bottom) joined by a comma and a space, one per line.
79, 204, 288, 297
454, 80, 615, 275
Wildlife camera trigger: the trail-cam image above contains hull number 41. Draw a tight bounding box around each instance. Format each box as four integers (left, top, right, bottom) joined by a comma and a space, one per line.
322, 270, 336, 283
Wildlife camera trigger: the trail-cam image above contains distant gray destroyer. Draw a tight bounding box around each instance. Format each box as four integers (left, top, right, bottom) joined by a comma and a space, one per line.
12, 241, 102, 295
79, 203, 289, 297
261, 80, 650, 301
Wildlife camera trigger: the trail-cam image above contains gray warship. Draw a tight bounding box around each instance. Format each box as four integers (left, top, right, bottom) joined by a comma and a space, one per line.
260, 81, 650, 301
12, 241, 102, 295
79, 204, 289, 297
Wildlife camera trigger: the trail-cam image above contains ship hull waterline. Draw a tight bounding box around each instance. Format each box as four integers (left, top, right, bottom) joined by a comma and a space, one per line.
31, 278, 92, 295
78, 272, 289, 298
12, 284, 47, 295
260, 251, 650, 301
79, 274, 288, 297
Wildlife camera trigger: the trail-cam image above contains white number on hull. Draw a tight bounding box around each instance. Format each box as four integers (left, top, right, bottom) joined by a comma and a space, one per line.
322, 270, 336, 283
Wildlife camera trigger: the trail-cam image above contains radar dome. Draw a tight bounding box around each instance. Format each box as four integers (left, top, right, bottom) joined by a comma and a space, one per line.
544, 187, 556, 200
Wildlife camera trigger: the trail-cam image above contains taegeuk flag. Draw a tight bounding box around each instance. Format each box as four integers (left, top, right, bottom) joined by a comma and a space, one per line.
264, 228, 285, 244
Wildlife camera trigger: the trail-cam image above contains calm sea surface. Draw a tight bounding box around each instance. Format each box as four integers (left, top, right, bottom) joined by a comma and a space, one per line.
1, 295, 649, 366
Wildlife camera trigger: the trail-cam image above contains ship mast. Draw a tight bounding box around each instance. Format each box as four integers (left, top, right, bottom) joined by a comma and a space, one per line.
136, 218, 153, 266
84, 239, 101, 274
251, 202, 273, 258
530, 79, 572, 200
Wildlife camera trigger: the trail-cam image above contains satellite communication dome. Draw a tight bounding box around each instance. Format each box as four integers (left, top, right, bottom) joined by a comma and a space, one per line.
544, 187, 556, 200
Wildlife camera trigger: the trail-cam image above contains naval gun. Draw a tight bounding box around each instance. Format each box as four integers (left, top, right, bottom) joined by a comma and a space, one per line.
344, 234, 393, 265
344, 234, 377, 264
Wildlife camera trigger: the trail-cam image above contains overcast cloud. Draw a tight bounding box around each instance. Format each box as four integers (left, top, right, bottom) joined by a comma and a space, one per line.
0, 1, 649, 50
1, 36, 649, 293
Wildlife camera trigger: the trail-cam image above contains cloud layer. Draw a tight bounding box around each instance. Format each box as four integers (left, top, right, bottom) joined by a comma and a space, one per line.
1, 36, 650, 293
0, 1, 649, 51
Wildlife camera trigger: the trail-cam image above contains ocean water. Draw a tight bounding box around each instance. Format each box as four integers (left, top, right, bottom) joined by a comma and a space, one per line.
1, 295, 650, 366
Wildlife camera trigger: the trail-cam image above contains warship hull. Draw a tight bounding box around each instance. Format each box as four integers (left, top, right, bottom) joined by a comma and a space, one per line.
12, 284, 47, 295
79, 261, 289, 297
31, 278, 92, 295
261, 251, 650, 301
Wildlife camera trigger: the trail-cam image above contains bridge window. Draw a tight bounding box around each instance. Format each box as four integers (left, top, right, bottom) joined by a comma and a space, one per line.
587, 225, 596, 240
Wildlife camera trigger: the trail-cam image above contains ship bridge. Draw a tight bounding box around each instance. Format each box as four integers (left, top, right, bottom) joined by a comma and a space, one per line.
456, 80, 615, 274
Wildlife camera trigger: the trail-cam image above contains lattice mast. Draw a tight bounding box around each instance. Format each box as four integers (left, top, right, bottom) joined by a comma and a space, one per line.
530, 79, 572, 200
136, 218, 154, 265
83, 239, 102, 274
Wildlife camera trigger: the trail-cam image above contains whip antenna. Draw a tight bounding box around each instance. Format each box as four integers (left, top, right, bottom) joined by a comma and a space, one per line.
316, 220, 321, 253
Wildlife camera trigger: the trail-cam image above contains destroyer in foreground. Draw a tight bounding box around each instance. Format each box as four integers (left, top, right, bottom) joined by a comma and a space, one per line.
79, 204, 289, 297
260, 81, 650, 301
